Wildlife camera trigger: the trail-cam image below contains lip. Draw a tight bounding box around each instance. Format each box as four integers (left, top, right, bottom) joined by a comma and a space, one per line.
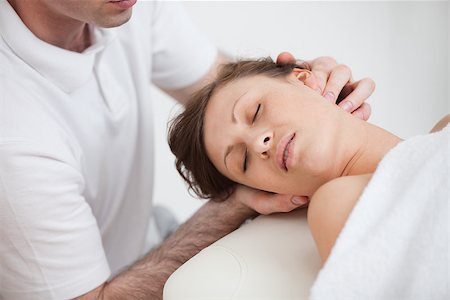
276, 132, 296, 172
108, 0, 137, 9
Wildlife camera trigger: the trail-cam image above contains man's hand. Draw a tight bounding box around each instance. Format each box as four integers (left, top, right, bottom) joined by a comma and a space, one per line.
277, 52, 374, 121
233, 185, 309, 215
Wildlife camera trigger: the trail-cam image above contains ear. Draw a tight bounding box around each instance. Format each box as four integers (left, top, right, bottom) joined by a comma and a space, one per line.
292, 68, 319, 91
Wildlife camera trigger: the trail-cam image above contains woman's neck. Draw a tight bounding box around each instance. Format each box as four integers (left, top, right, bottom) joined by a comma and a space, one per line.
341, 121, 402, 177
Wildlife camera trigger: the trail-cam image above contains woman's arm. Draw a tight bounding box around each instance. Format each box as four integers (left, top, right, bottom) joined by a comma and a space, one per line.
307, 174, 372, 264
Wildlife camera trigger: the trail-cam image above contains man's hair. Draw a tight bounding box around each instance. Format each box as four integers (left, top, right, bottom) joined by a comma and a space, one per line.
168, 57, 300, 200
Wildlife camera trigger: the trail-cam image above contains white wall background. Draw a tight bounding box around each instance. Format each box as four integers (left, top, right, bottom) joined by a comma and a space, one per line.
153, 1, 449, 222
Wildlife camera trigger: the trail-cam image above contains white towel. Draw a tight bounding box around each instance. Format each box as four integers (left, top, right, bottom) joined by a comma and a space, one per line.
310, 126, 449, 300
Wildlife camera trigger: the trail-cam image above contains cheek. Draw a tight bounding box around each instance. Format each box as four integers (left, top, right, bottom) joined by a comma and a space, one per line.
244, 167, 290, 194
297, 142, 336, 182
241, 170, 274, 192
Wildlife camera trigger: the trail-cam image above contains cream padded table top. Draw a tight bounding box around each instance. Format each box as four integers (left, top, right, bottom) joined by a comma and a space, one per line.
164, 209, 321, 300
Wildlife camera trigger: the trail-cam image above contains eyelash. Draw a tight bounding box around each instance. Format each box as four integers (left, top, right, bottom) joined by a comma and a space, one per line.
243, 104, 261, 172
251, 104, 261, 123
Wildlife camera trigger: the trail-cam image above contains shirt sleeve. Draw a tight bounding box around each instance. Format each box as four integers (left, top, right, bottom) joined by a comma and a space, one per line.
150, 1, 218, 90
0, 140, 110, 300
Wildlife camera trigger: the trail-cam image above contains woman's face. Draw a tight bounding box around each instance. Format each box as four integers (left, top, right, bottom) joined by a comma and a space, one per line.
203, 71, 344, 197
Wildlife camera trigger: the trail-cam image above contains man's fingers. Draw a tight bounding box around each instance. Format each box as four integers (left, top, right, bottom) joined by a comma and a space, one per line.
290, 195, 309, 207
309, 68, 327, 94
243, 191, 307, 215
276, 51, 296, 65
276, 52, 311, 71
309, 56, 338, 94
278, 53, 374, 121
338, 77, 375, 114
351, 103, 372, 121
255, 194, 304, 215
240, 193, 270, 215
322, 64, 352, 103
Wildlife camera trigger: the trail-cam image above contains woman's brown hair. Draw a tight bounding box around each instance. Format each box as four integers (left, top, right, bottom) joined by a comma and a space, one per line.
168, 57, 300, 200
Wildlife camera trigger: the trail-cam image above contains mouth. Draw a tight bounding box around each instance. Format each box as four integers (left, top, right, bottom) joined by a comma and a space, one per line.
108, 0, 137, 9
276, 132, 296, 172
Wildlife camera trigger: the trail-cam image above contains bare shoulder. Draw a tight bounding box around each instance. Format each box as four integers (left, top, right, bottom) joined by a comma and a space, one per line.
307, 174, 372, 263
430, 114, 450, 133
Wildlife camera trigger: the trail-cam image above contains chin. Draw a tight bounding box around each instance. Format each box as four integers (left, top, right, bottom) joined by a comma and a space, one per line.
96, 10, 132, 27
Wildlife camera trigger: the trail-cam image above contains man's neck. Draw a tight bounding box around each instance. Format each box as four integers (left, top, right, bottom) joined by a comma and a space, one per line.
7, 0, 91, 53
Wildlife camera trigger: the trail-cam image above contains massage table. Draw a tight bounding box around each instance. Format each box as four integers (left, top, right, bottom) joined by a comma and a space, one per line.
163, 209, 321, 299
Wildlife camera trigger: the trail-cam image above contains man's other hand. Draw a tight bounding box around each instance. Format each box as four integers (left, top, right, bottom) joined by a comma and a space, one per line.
232, 185, 308, 215
277, 52, 374, 121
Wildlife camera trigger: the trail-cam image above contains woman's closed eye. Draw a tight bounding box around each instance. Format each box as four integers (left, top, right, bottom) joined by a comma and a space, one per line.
243, 103, 262, 172
251, 104, 261, 123
243, 149, 248, 172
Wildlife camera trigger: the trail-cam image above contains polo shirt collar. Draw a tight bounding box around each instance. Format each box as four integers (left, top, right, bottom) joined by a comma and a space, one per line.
0, 0, 116, 93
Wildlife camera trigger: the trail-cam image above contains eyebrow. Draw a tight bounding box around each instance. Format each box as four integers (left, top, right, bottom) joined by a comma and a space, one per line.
224, 91, 248, 170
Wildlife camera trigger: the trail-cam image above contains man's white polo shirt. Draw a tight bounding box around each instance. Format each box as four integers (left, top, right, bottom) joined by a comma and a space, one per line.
0, 1, 217, 298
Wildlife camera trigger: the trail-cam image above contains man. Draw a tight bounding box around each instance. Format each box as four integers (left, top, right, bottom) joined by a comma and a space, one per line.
0, 0, 373, 299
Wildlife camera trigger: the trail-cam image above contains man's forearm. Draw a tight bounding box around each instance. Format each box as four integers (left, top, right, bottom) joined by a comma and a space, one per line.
95, 196, 255, 299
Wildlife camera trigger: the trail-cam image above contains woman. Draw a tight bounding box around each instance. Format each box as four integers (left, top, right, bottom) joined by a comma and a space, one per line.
168, 57, 448, 265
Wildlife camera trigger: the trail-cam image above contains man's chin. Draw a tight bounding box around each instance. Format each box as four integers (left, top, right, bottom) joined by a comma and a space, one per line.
96, 9, 132, 28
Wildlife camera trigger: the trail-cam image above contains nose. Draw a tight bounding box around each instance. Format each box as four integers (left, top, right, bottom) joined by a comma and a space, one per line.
250, 130, 273, 158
